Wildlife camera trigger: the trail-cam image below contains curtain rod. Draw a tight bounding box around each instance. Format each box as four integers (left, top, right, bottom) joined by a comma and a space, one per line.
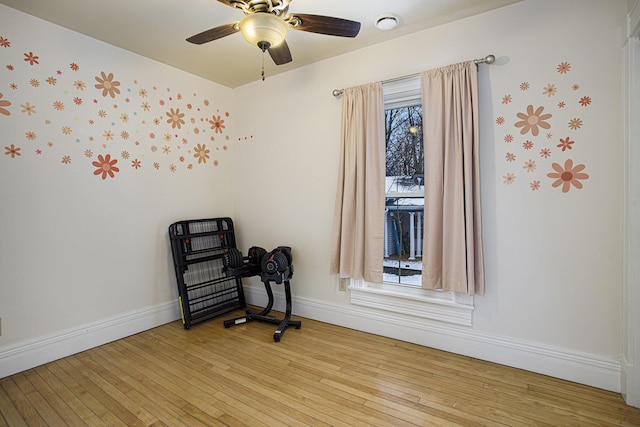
331, 54, 495, 98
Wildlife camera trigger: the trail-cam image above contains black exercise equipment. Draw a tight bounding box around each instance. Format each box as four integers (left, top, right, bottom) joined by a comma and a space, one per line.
223, 246, 266, 272
169, 218, 246, 329
223, 246, 301, 342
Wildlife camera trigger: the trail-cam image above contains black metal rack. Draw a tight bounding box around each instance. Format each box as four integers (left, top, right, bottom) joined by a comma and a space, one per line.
169, 217, 246, 329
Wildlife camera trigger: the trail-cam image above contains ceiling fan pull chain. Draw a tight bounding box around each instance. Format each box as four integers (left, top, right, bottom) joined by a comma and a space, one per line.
262, 50, 266, 81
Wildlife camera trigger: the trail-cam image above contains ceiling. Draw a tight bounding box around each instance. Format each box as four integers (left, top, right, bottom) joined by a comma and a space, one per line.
0, 0, 522, 88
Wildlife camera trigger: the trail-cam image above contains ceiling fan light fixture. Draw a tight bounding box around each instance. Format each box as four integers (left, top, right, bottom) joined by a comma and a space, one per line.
375, 13, 399, 31
240, 13, 289, 50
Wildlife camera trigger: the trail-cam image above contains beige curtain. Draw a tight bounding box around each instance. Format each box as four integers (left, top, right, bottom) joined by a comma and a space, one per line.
421, 61, 485, 295
330, 82, 385, 282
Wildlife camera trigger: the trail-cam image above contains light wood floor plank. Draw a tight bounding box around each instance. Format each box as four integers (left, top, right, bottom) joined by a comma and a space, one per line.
0, 376, 47, 426
349, 362, 556, 426
39, 363, 105, 425
100, 342, 214, 427
73, 352, 164, 426
1, 310, 640, 426
22, 369, 85, 425
46, 360, 111, 427
0, 380, 27, 427
53, 358, 133, 426
91, 344, 224, 425
151, 331, 360, 425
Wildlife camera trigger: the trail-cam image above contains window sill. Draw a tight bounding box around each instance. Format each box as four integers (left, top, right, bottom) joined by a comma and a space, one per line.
348, 280, 474, 326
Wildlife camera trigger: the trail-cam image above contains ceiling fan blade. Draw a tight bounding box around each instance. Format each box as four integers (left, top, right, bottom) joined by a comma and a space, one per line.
289, 14, 361, 38
268, 41, 293, 65
186, 23, 239, 45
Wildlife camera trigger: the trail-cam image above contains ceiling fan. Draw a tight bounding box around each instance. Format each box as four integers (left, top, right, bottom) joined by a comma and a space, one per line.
186, 0, 361, 67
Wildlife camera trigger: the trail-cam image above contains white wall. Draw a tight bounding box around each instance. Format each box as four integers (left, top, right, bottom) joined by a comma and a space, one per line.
0, 5, 236, 375
232, 0, 627, 391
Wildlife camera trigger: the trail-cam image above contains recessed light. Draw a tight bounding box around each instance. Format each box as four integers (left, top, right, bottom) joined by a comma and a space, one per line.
375, 13, 399, 30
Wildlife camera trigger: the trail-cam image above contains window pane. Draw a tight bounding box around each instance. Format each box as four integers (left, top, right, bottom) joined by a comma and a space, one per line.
384, 104, 424, 287
384, 197, 423, 286
385, 105, 423, 182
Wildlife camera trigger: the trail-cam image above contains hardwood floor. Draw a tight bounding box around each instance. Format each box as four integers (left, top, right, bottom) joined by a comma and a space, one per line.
1, 310, 639, 426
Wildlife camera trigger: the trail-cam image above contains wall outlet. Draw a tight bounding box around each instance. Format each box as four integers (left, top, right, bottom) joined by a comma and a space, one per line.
338, 278, 349, 292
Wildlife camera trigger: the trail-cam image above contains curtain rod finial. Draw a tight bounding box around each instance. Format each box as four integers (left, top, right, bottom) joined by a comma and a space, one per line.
474, 54, 496, 65
332, 89, 344, 97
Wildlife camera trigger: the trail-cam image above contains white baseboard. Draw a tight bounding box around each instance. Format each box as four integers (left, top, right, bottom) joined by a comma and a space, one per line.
621, 356, 640, 408
0, 301, 181, 379
1, 290, 622, 396
243, 285, 621, 393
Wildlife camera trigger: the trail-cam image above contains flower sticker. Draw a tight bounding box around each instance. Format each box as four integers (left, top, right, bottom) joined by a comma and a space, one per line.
94, 71, 121, 98
194, 143, 210, 164
4, 144, 20, 158
542, 84, 557, 97
23, 51, 39, 65
568, 118, 583, 130
166, 108, 185, 129
0, 92, 11, 116
579, 96, 591, 107
209, 115, 226, 133
547, 159, 589, 193
523, 159, 536, 172
515, 105, 552, 136
557, 62, 571, 74
557, 137, 574, 151
503, 173, 516, 185
92, 154, 120, 180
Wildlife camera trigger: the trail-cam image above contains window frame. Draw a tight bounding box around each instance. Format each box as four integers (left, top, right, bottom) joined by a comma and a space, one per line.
347, 74, 474, 326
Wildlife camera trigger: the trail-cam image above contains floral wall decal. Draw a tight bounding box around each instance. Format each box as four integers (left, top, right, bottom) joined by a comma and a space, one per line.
4, 144, 20, 158
495, 60, 591, 193
547, 159, 589, 193
92, 154, 119, 180
0, 33, 232, 182
0, 92, 10, 115
94, 71, 120, 98
514, 105, 552, 136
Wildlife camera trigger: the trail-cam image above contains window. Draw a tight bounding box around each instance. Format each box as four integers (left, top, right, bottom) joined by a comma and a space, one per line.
383, 76, 424, 287
347, 75, 474, 326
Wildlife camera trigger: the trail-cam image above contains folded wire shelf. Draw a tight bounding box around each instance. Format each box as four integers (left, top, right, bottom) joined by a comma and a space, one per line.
168, 217, 246, 329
